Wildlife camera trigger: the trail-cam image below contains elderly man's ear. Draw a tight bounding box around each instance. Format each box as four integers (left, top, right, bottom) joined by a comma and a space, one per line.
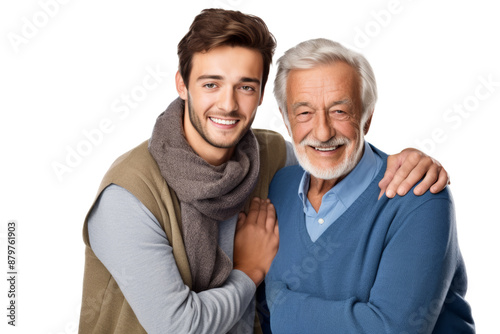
363, 114, 373, 135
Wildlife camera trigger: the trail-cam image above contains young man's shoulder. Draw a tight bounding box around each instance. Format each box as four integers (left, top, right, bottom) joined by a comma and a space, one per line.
252, 128, 285, 148
107, 140, 153, 171
252, 128, 288, 177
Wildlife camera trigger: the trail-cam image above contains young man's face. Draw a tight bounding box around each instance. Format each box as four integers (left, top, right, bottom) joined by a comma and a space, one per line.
177, 45, 264, 156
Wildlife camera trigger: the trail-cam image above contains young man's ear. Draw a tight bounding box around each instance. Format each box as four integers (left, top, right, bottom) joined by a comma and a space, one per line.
175, 71, 188, 100
258, 89, 265, 106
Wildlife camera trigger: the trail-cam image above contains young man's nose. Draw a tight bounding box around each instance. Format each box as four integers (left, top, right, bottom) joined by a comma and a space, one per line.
217, 88, 238, 112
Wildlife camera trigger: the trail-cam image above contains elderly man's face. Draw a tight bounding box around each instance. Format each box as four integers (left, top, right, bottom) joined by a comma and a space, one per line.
285, 61, 370, 180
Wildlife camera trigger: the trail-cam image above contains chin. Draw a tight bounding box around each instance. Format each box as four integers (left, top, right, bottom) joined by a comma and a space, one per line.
294, 146, 362, 181
303, 160, 352, 180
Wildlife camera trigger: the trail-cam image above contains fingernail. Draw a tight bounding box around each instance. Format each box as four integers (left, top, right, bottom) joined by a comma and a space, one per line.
386, 189, 395, 198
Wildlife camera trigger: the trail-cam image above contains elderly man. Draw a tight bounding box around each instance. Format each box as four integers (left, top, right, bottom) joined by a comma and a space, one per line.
264, 39, 475, 333
79, 9, 451, 333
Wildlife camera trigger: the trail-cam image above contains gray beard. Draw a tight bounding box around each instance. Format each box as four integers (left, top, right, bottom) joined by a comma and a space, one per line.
293, 136, 364, 181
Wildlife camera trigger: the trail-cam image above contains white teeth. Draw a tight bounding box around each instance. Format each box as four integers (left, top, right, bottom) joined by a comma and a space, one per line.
315, 146, 338, 151
210, 117, 237, 125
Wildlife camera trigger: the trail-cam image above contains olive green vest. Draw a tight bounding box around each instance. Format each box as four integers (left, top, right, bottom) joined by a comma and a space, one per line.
78, 129, 286, 333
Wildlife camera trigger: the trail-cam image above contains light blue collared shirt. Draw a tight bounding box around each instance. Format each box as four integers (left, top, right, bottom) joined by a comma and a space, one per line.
298, 142, 383, 242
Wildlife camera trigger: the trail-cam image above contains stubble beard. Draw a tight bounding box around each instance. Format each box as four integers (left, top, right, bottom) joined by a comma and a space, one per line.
187, 92, 249, 149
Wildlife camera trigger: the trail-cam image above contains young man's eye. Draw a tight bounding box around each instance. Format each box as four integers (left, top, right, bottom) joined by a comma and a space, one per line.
241, 85, 255, 91
204, 83, 217, 89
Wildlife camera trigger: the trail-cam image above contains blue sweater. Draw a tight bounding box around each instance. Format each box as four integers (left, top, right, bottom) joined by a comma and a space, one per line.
264, 146, 474, 334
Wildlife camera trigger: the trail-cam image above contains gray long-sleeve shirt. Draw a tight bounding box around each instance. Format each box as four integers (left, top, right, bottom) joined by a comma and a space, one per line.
87, 141, 297, 333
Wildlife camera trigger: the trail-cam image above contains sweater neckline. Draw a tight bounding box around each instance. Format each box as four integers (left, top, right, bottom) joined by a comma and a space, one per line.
297, 149, 388, 248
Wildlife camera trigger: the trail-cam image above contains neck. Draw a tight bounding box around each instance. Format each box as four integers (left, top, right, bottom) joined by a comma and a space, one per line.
182, 109, 235, 166
307, 175, 343, 212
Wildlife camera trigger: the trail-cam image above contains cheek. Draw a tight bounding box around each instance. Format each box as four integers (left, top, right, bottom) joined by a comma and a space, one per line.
340, 121, 362, 141
291, 123, 309, 144
240, 95, 261, 114
191, 93, 215, 113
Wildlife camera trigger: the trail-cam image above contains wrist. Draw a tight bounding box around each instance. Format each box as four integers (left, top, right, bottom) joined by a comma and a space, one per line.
234, 266, 265, 286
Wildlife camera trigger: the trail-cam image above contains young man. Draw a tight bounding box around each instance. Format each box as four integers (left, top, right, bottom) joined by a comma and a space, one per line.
265, 38, 474, 333
79, 9, 449, 334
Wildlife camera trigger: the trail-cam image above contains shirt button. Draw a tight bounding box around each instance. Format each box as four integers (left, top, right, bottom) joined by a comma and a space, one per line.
318, 218, 325, 225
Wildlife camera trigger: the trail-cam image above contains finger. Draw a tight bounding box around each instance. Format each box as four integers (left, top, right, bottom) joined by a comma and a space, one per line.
412, 163, 439, 196
378, 155, 399, 199
246, 197, 262, 223
255, 199, 268, 226
386, 153, 422, 197
265, 201, 276, 231
396, 157, 436, 196
236, 212, 246, 231
274, 220, 279, 240
430, 167, 450, 193
378, 173, 392, 199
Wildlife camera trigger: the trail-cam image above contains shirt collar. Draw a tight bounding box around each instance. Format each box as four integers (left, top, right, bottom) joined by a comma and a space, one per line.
298, 141, 382, 211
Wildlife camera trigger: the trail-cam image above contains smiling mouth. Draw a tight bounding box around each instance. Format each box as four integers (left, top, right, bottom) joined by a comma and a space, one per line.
313, 145, 341, 152
209, 117, 238, 125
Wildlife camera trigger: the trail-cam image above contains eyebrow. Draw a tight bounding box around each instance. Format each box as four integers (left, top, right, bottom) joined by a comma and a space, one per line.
196, 75, 261, 85
197, 75, 224, 81
291, 99, 352, 112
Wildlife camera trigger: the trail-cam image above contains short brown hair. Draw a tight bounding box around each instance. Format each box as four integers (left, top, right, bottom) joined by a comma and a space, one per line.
177, 8, 276, 93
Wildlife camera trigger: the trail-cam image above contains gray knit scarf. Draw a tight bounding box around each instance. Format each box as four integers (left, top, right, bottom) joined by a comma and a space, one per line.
148, 98, 260, 292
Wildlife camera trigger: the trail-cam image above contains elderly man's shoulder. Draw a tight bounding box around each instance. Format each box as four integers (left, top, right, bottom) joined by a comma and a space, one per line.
376, 178, 455, 239
268, 165, 304, 207
379, 176, 453, 209
372, 144, 453, 207
270, 164, 303, 186
383, 187, 454, 225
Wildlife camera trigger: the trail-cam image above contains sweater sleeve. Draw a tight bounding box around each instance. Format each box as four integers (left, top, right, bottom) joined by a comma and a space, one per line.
88, 184, 256, 334
266, 198, 461, 334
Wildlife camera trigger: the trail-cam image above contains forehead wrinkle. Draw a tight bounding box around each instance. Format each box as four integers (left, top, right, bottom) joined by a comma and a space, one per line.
327, 99, 352, 108
287, 64, 361, 114
291, 101, 313, 111
291, 99, 353, 112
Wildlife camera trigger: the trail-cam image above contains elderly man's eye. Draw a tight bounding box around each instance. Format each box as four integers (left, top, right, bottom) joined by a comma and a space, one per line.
332, 110, 349, 120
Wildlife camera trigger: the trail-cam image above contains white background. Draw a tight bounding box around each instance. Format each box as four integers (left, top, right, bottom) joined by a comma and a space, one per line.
1, 0, 499, 333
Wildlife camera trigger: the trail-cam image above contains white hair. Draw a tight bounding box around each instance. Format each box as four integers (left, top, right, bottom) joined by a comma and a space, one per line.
273, 38, 377, 129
